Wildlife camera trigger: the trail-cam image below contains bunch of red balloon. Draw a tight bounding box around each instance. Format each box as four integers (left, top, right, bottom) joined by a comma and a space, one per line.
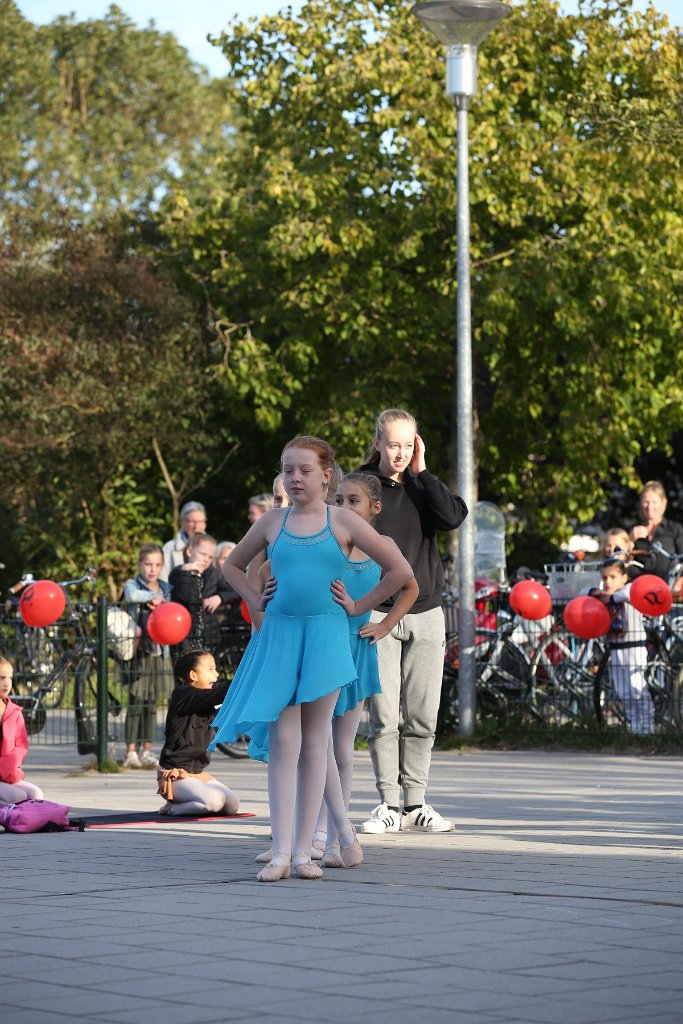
629, 574, 672, 617
562, 596, 611, 639
562, 574, 673, 640
509, 580, 552, 621
146, 602, 192, 645
19, 581, 66, 628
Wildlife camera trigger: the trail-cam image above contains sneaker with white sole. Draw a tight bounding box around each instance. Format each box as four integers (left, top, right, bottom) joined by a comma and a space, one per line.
123, 750, 142, 769
139, 750, 159, 768
360, 803, 401, 834
401, 804, 453, 833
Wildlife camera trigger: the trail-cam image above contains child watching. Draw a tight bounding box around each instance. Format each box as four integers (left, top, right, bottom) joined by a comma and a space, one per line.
157, 649, 240, 817
122, 543, 172, 769
585, 558, 654, 735
169, 531, 236, 654
0, 657, 45, 806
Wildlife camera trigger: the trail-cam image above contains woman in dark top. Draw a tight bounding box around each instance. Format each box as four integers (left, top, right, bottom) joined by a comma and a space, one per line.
630, 481, 683, 583
157, 649, 240, 817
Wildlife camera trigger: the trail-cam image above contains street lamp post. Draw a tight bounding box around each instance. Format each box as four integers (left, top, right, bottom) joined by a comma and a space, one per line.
411, 0, 511, 736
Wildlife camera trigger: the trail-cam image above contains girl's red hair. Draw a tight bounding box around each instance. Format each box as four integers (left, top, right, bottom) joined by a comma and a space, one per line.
282, 436, 336, 472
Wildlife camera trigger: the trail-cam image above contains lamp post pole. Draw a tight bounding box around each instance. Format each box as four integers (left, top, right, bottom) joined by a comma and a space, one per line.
410, 1, 511, 736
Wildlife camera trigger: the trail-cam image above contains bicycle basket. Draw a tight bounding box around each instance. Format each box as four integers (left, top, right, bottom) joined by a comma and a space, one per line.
544, 562, 602, 602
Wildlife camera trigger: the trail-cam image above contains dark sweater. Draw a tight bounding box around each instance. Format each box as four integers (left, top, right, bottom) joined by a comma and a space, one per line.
358, 464, 468, 613
632, 518, 683, 580
169, 564, 235, 652
159, 681, 230, 773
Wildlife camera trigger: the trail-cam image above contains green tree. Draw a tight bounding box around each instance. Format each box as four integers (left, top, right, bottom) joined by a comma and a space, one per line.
164, 0, 683, 560
0, 227, 236, 595
0, 0, 226, 231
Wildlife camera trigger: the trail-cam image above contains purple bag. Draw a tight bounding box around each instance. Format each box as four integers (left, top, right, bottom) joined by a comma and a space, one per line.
1, 799, 72, 833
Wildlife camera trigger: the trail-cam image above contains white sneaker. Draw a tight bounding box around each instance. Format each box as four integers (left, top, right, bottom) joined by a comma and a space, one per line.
360, 803, 401, 834
123, 750, 142, 768
139, 750, 159, 768
401, 804, 453, 833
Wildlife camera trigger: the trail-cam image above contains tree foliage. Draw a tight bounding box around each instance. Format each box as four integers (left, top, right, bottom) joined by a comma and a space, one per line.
0, 0, 225, 230
164, 0, 683, 559
0, 226, 235, 595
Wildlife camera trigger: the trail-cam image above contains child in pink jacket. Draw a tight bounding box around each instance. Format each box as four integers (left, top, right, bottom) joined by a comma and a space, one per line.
0, 657, 44, 805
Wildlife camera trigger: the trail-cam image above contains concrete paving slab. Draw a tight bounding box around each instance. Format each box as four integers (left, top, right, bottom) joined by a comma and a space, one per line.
2, 746, 683, 1024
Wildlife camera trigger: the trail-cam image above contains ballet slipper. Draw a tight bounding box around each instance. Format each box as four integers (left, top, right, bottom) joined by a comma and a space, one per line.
257, 854, 291, 882
292, 854, 324, 880
321, 842, 346, 869
312, 830, 327, 854
257, 845, 322, 863
339, 827, 363, 868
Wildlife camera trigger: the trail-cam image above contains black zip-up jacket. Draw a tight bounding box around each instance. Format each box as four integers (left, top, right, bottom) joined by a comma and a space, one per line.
358, 463, 468, 613
631, 518, 683, 580
159, 680, 230, 773
169, 564, 235, 652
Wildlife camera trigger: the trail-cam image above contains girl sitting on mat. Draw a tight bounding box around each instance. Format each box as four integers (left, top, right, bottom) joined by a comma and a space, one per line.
157, 649, 240, 817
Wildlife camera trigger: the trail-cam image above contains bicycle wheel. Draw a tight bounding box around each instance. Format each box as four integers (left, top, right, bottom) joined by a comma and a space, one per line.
479, 640, 531, 717
15, 698, 47, 736
215, 736, 251, 759
647, 646, 683, 730
437, 665, 460, 736
529, 634, 574, 723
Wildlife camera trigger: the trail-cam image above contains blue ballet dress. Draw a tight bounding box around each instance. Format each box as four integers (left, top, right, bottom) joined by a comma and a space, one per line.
334, 557, 382, 717
208, 507, 357, 762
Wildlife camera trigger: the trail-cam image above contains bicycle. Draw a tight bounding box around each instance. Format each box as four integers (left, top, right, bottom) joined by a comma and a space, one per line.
11, 570, 121, 752
1, 574, 64, 704
438, 575, 545, 733
212, 617, 252, 758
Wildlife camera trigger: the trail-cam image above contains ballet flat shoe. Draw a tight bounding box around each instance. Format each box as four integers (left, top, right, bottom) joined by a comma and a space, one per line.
256, 845, 322, 863
257, 856, 291, 882
339, 830, 364, 868
292, 855, 323, 880
321, 843, 346, 869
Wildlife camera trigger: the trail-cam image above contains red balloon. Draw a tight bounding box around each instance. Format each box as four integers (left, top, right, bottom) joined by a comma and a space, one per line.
19, 580, 66, 628
147, 602, 192, 645
239, 599, 252, 625
629, 574, 672, 617
563, 596, 611, 639
509, 580, 552, 620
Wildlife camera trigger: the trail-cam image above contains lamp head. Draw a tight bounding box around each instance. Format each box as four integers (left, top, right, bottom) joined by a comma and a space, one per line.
411, 0, 512, 47
411, 0, 511, 98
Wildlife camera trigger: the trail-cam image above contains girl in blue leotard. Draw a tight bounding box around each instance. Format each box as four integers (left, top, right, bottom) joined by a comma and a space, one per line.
209, 436, 413, 882
313, 473, 419, 867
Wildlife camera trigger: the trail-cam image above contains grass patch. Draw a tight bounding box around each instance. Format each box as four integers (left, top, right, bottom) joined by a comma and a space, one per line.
436, 717, 683, 755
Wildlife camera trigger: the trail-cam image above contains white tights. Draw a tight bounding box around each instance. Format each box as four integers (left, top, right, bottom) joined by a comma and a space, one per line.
268, 690, 345, 859
315, 700, 365, 845
166, 778, 240, 817
0, 779, 45, 806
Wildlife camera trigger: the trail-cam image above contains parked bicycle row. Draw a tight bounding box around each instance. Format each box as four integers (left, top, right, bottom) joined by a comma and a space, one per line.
4, 541, 683, 756
439, 554, 683, 736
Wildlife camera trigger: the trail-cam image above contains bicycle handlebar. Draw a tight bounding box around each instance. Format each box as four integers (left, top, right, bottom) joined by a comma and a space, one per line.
58, 568, 97, 588
651, 541, 683, 564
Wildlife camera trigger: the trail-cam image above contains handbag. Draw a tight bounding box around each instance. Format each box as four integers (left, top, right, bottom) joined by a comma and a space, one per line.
0, 799, 73, 833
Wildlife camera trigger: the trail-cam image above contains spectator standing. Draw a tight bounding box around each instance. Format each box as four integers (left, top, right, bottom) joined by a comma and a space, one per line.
247, 493, 274, 524
629, 481, 683, 580
161, 501, 207, 582
169, 532, 235, 655
122, 544, 172, 769
358, 408, 467, 835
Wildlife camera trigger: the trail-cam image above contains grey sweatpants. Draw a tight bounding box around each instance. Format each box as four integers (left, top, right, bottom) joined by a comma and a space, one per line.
367, 605, 446, 808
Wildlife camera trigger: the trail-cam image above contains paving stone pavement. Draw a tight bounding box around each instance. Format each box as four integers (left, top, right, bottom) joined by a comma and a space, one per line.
2, 745, 683, 1024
